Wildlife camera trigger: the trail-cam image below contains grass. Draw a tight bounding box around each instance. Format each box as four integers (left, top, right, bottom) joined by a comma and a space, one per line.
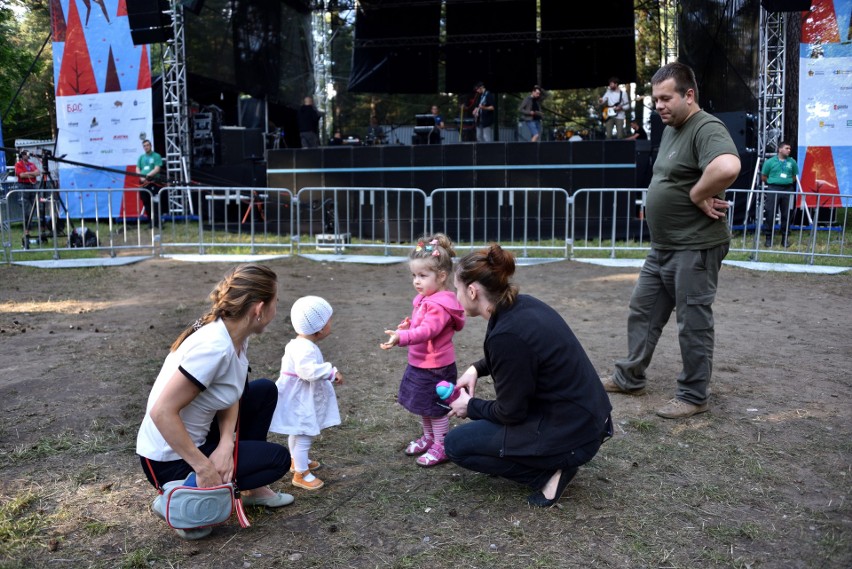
0, 491, 52, 559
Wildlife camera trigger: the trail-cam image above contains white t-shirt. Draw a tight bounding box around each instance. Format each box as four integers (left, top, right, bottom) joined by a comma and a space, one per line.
136, 319, 249, 462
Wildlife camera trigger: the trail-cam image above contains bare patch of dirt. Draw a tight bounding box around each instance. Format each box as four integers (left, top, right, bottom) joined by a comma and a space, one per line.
0, 257, 849, 568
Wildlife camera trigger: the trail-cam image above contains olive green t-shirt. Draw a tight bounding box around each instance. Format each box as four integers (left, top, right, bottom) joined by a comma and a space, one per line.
645, 110, 739, 250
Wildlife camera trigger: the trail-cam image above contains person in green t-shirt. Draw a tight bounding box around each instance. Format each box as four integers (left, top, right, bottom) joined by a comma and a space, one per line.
136, 139, 163, 227
760, 141, 798, 248
601, 62, 741, 420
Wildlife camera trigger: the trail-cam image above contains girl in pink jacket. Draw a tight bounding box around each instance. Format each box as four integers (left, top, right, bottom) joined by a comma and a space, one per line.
381, 233, 465, 467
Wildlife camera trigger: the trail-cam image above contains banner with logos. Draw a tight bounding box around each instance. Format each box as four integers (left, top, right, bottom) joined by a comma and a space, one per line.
797, 0, 851, 210
52, 0, 154, 219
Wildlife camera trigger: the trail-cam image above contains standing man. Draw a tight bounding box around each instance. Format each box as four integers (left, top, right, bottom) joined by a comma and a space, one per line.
136, 139, 162, 227
599, 77, 629, 139
760, 141, 798, 248
15, 149, 40, 243
602, 62, 741, 419
518, 85, 543, 142
428, 105, 445, 144
298, 96, 324, 148
472, 81, 496, 143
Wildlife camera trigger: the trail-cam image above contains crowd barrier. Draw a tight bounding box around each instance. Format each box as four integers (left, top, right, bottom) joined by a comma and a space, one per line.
1, 184, 849, 267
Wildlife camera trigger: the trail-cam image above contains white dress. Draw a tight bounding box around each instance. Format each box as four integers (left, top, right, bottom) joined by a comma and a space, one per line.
269, 337, 341, 436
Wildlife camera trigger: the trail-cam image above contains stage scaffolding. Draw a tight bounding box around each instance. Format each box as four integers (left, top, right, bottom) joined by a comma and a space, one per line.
162, 1, 192, 216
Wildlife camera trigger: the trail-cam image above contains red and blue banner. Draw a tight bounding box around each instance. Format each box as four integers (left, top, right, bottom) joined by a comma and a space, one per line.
798, 0, 851, 209
51, 0, 154, 219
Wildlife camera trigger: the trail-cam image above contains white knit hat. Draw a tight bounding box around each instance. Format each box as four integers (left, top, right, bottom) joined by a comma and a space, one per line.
290, 296, 333, 335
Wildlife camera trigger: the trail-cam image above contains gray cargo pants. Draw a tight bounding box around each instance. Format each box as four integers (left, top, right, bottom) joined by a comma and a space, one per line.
613, 243, 729, 405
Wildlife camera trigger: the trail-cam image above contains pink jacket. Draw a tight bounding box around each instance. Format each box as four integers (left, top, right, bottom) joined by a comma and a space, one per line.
397, 291, 465, 368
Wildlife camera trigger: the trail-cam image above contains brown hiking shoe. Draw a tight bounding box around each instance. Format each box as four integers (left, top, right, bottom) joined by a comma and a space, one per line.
656, 398, 708, 419
600, 375, 645, 395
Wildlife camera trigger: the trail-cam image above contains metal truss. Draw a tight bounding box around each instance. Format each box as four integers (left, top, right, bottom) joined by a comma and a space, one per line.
162, 1, 191, 215
660, 0, 679, 65
757, 8, 787, 162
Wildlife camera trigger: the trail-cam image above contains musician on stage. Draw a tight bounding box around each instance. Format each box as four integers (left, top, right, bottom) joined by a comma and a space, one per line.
428, 105, 445, 144
366, 116, 386, 146
519, 85, 544, 142
472, 81, 496, 143
598, 77, 629, 139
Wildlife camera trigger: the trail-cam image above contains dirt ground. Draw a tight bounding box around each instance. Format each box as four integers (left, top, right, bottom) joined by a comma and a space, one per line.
0, 255, 849, 569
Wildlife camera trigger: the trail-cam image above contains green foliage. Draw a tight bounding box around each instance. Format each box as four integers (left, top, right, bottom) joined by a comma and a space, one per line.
1, 0, 54, 155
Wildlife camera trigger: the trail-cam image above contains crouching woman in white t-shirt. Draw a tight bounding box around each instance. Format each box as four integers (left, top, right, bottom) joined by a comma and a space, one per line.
136, 263, 292, 540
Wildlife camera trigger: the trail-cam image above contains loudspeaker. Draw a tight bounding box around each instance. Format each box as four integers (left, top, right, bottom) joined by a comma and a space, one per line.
127, 0, 173, 45
182, 0, 205, 15
760, 0, 811, 11
649, 112, 663, 150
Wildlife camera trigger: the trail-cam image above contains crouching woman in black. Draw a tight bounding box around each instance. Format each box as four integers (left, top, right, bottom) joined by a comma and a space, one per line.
446, 245, 612, 507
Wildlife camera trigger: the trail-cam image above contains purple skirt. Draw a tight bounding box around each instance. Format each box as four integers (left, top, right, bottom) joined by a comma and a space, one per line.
397, 362, 458, 417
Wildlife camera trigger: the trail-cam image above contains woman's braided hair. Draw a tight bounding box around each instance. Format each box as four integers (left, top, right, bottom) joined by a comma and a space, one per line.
171, 263, 278, 351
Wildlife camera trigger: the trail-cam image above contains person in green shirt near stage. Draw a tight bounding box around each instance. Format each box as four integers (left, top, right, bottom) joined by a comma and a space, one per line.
760, 141, 798, 248
136, 139, 163, 228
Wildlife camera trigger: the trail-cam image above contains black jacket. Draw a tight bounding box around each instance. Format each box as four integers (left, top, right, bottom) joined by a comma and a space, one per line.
468, 295, 612, 457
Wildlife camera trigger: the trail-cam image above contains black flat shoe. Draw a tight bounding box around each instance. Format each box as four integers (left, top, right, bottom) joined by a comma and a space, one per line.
527, 467, 578, 508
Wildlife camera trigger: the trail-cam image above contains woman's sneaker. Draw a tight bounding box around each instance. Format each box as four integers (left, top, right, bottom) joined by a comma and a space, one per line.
404, 435, 434, 456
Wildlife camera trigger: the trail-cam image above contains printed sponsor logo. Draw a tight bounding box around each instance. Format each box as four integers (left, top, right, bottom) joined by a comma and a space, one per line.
114, 101, 124, 108
111, 118, 122, 125
123, 148, 137, 153
66, 103, 84, 113
818, 121, 835, 128
833, 104, 849, 110
100, 149, 114, 154
88, 103, 102, 111
90, 117, 99, 128
67, 121, 79, 127
130, 117, 146, 121
113, 135, 129, 140
68, 139, 80, 143
80, 151, 94, 155
133, 100, 139, 106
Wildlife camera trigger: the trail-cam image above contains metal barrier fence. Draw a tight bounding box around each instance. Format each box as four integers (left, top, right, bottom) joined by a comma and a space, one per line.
160, 186, 295, 255
1, 186, 157, 260
295, 187, 428, 255
2, 184, 849, 266
570, 187, 850, 265
430, 187, 570, 257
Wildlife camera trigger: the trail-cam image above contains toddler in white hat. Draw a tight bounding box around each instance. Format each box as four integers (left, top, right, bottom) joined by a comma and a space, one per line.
269, 296, 344, 490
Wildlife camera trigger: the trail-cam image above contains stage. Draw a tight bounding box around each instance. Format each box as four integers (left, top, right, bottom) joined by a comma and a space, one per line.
266, 140, 654, 194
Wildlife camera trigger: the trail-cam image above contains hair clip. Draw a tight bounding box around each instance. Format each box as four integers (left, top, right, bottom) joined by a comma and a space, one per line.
415, 241, 424, 252
432, 249, 440, 257
429, 239, 438, 245
192, 318, 203, 331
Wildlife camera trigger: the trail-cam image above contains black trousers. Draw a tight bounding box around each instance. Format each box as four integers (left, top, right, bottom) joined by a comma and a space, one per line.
764, 184, 794, 237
